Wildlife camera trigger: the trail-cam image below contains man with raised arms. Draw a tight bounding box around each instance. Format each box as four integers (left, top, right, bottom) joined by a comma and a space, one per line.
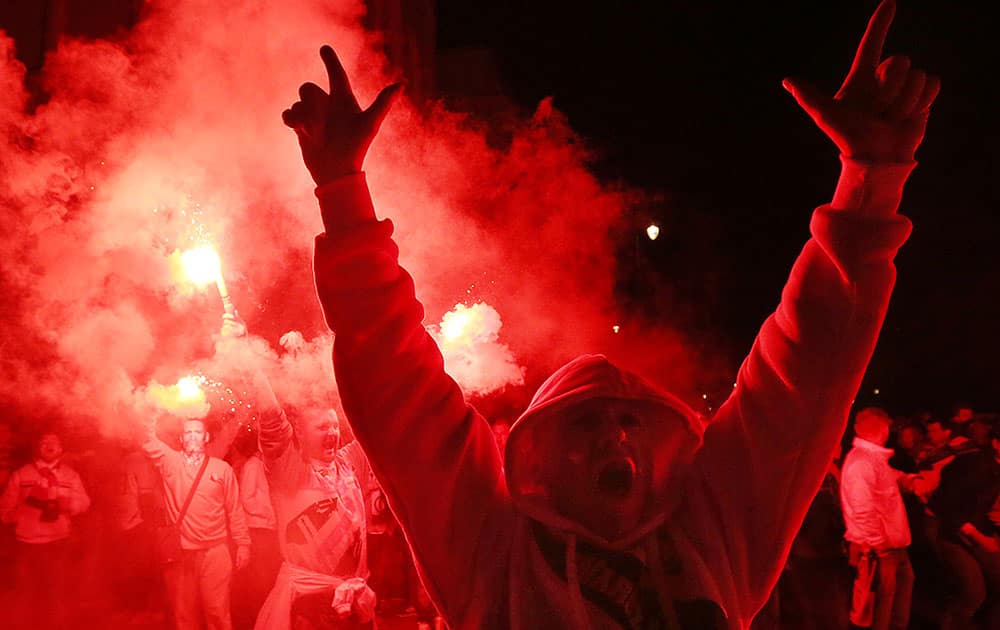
283, 2, 939, 627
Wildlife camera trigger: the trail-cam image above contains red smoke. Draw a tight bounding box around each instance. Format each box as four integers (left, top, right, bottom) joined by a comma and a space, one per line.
0, 0, 718, 437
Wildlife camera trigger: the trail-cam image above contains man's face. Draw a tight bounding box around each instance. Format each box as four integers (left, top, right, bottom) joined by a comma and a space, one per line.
926, 422, 951, 448
899, 426, 921, 451
298, 409, 340, 463
36, 433, 63, 463
546, 399, 673, 540
180, 420, 209, 455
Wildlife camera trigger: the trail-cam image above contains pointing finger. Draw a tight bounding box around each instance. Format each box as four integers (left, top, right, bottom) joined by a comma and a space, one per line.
320, 45, 360, 110
848, 0, 896, 78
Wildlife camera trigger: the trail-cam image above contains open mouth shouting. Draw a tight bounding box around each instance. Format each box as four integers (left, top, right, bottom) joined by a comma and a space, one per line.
595, 457, 637, 499
322, 435, 338, 452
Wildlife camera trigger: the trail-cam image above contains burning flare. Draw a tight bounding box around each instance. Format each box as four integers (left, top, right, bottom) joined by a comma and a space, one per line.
431, 302, 524, 396
169, 244, 235, 315
180, 245, 222, 288
145, 375, 210, 419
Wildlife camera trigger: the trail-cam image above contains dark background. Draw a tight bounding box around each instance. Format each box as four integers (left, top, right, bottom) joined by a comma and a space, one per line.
2, 1, 996, 416
436, 1, 999, 415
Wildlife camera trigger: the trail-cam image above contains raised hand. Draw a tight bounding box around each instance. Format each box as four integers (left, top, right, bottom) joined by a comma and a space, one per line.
783, 0, 940, 163
283, 46, 402, 185
220, 312, 247, 339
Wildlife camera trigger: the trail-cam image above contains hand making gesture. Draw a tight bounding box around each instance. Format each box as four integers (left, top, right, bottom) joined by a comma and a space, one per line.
783, 0, 940, 163
282, 46, 402, 186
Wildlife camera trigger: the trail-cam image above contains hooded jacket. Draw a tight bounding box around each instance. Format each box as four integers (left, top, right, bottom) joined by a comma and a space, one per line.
311, 157, 914, 629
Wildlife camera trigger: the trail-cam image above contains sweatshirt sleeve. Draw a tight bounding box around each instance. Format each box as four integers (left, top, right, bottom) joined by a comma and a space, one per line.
683, 158, 914, 620
258, 402, 302, 488
224, 464, 251, 547
312, 174, 513, 624
142, 426, 182, 470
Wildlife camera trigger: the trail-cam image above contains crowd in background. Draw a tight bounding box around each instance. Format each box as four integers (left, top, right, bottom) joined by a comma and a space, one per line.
758, 405, 1000, 630
0, 413, 441, 630
0, 403, 997, 629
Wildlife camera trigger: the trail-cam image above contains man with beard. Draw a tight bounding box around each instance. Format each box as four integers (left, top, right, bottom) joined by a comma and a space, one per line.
1, 430, 90, 629
284, 1, 938, 627
144, 416, 251, 630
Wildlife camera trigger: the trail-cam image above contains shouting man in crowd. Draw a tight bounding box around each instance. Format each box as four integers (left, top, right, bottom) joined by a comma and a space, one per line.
283, 1, 938, 627
251, 377, 376, 628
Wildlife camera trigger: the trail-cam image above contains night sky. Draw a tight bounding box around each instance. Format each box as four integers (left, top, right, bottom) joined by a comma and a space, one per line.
436, 1, 999, 415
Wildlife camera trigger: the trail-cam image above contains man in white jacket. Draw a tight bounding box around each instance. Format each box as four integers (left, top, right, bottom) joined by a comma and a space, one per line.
0, 430, 91, 629
841, 407, 913, 630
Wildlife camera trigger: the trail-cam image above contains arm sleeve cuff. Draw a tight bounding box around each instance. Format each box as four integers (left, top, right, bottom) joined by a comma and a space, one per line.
831, 156, 917, 216
315, 172, 376, 232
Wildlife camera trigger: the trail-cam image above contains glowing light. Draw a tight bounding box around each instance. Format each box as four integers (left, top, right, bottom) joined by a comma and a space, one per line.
144, 375, 210, 419
646, 224, 660, 241
180, 245, 222, 288
177, 376, 203, 400
874, 388, 880, 395
702, 393, 708, 400
612, 324, 620, 334
431, 302, 525, 396
441, 304, 478, 342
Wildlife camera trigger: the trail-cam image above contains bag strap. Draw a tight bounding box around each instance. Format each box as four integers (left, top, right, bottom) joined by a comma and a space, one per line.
175, 455, 210, 526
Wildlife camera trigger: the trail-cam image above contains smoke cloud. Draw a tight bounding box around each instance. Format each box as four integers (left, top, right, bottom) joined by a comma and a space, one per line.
0, 0, 716, 438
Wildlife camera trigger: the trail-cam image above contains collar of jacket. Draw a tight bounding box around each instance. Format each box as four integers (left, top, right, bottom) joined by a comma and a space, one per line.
851, 437, 893, 457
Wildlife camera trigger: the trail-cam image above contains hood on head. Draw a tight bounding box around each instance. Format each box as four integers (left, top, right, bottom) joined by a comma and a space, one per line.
505, 354, 707, 547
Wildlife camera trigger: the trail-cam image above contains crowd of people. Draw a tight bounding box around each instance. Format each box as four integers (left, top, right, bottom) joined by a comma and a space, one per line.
761, 406, 1000, 630
0, 398, 443, 629
2, 402, 996, 629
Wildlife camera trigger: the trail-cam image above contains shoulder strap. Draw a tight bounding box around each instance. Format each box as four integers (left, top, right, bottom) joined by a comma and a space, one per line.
175, 456, 210, 526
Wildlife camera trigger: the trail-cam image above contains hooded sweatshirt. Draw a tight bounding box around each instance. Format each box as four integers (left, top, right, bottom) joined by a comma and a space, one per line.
311, 157, 913, 629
